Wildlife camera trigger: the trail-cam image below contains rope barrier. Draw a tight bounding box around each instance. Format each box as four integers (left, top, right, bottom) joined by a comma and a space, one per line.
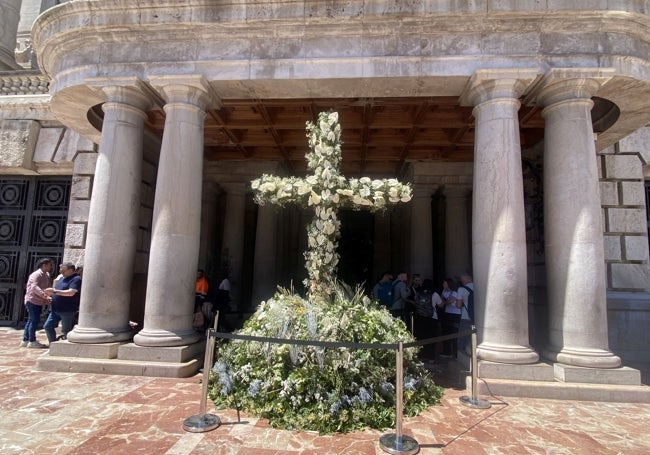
183, 313, 489, 448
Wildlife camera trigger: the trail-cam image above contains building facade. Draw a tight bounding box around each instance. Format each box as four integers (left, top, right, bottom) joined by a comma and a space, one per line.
1, 1, 649, 398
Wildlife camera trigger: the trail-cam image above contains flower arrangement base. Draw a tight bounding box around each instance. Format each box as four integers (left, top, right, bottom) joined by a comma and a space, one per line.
379, 433, 420, 455
209, 285, 443, 434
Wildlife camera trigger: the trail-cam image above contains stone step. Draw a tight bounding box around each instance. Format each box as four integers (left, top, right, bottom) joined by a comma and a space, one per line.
37, 355, 201, 378
470, 377, 650, 403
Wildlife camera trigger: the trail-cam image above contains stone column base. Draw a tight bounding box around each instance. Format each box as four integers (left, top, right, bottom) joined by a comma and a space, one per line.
542, 346, 621, 369
36, 339, 204, 378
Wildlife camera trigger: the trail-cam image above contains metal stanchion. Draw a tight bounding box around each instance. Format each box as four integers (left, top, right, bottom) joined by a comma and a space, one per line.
459, 325, 491, 409
182, 327, 221, 432
380, 341, 419, 455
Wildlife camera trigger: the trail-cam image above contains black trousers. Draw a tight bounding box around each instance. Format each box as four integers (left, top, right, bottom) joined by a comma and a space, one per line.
440, 312, 461, 357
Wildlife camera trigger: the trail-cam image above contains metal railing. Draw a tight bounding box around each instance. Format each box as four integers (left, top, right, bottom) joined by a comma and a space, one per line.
183, 313, 490, 454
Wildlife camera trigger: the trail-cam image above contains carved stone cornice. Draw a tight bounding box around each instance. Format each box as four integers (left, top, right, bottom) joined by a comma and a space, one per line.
0, 72, 49, 96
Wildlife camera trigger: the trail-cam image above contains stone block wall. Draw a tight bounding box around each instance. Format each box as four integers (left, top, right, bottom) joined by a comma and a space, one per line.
601, 128, 650, 362
600, 136, 650, 292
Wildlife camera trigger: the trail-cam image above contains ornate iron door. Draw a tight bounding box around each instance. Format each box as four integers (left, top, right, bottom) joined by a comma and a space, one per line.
0, 177, 71, 325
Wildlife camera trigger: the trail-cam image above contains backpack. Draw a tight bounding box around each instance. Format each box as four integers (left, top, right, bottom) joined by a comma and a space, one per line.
460, 285, 474, 321
413, 290, 434, 318
192, 309, 205, 330
376, 281, 393, 307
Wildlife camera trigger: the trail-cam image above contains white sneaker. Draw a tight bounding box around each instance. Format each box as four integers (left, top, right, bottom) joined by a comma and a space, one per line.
27, 341, 48, 349
19, 340, 28, 347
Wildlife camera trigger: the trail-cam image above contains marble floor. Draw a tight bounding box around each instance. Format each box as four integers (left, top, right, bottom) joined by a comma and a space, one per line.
2, 326, 649, 454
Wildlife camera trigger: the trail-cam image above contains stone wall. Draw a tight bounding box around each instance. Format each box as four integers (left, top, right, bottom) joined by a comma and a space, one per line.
602, 127, 650, 362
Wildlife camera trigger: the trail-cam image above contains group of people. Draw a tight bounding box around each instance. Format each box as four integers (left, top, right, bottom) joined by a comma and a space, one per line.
21, 258, 82, 348
371, 270, 474, 361
194, 268, 232, 331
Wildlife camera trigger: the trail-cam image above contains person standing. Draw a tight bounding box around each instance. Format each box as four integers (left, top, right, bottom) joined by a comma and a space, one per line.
391, 271, 410, 323
21, 258, 53, 348
456, 272, 474, 356
440, 277, 460, 358
44, 262, 81, 343
371, 271, 394, 308
195, 269, 209, 311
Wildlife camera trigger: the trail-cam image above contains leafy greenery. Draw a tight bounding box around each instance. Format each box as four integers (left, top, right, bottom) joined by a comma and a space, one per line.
208, 284, 444, 434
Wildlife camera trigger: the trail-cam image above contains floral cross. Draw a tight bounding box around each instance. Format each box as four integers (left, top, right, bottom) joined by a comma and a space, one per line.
251, 111, 412, 301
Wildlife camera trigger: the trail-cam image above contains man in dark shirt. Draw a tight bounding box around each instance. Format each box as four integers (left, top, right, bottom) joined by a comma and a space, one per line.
44, 262, 81, 343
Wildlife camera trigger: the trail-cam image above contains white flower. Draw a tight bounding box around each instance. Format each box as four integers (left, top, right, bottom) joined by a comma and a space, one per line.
251, 179, 260, 190
337, 189, 354, 197
320, 120, 329, 132
308, 191, 322, 206
328, 112, 338, 124
297, 182, 311, 195
260, 182, 277, 193
323, 221, 336, 235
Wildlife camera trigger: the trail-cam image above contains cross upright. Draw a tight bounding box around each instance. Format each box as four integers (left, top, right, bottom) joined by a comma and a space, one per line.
252, 111, 412, 301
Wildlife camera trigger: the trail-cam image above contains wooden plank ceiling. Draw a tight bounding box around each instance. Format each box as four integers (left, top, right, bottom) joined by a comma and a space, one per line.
145, 97, 545, 176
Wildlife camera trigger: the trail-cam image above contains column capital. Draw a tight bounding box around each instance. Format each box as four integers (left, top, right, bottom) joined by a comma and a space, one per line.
148, 74, 221, 110
460, 68, 539, 107
444, 185, 471, 199
526, 68, 615, 107
86, 77, 162, 112
219, 181, 249, 196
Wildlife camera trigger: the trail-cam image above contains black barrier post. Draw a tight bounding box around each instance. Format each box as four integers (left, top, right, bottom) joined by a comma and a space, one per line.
182, 327, 221, 432
379, 341, 419, 455
459, 325, 491, 409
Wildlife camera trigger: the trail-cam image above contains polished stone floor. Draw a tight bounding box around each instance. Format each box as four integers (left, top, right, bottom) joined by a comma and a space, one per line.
2, 326, 650, 454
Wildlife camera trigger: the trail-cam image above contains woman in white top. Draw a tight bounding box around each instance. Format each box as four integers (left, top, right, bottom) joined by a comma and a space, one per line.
440, 278, 461, 358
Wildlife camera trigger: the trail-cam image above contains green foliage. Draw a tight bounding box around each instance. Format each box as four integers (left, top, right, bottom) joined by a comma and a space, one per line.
208, 284, 444, 434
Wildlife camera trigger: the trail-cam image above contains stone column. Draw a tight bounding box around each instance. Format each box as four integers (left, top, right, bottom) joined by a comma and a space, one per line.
0, 0, 21, 70
68, 80, 153, 344
444, 186, 471, 279
461, 69, 539, 364
535, 69, 621, 368
251, 204, 278, 306
409, 184, 434, 280
220, 182, 247, 304
134, 76, 218, 347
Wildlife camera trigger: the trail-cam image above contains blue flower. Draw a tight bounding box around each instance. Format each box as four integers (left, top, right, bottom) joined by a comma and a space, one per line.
247, 379, 262, 397
358, 387, 372, 404
404, 376, 418, 391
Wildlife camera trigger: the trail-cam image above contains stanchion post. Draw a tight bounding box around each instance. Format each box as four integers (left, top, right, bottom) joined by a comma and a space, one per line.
379, 341, 419, 455
182, 327, 222, 432
459, 325, 491, 409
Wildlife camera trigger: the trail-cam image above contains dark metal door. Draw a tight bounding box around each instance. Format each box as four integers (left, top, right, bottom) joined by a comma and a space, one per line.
0, 177, 70, 326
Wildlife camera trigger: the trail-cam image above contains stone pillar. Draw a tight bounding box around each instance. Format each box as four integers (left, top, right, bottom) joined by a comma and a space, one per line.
134, 76, 218, 347
251, 204, 278, 306
444, 186, 471, 279
0, 0, 21, 70
409, 184, 434, 280
68, 80, 153, 344
220, 182, 247, 304
535, 69, 621, 368
461, 69, 539, 364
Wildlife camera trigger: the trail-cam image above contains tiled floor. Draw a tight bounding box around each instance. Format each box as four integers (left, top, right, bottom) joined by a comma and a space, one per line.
2, 326, 649, 454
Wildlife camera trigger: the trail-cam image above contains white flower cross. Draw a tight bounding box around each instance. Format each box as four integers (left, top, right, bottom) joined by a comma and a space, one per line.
251, 111, 412, 300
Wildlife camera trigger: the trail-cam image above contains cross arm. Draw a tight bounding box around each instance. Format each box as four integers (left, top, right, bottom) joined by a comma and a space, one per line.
251, 174, 312, 207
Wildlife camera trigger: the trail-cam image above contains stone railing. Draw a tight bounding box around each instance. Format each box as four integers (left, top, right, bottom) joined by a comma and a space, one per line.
0, 71, 49, 95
